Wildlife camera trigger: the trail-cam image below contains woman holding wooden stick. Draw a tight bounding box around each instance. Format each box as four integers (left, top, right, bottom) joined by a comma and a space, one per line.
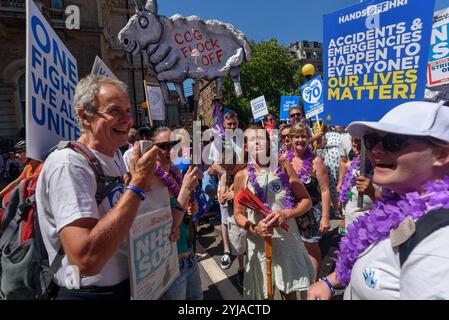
233, 124, 314, 300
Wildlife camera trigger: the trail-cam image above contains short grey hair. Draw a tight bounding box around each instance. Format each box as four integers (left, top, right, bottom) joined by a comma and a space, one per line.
73, 75, 128, 131
224, 110, 238, 120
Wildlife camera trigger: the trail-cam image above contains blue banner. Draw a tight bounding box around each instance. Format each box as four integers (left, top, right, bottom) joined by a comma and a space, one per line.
301, 76, 324, 120
323, 0, 435, 126
279, 96, 300, 121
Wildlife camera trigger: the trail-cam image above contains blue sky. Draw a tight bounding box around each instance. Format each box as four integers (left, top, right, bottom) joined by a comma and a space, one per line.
156, 0, 449, 46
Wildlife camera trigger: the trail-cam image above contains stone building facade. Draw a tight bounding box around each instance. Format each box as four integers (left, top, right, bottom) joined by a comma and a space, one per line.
288, 40, 323, 75
0, 0, 189, 153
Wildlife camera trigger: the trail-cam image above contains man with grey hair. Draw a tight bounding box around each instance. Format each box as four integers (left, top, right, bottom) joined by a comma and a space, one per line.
36, 75, 161, 299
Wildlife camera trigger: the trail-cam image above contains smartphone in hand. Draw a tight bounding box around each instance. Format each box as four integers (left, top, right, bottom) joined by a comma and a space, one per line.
139, 140, 153, 154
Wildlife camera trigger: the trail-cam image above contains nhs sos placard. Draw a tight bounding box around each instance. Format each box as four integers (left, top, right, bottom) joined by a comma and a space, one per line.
301, 76, 324, 119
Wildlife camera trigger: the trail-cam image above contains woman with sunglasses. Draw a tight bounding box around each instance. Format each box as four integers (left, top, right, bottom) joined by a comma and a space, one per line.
278, 124, 293, 157
147, 127, 204, 300
233, 124, 314, 300
284, 123, 331, 283
308, 101, 449, 300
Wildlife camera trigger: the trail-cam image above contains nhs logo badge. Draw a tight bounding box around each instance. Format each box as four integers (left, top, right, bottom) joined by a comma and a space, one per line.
108, 185, 125, 208
363, 268, 380, 289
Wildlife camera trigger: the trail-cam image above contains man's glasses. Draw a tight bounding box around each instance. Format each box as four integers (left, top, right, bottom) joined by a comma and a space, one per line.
289, 113, 302, 118
155, 140, 179, 151
281, 134, 289, 140
266, 117, 275, 122
363, 133, 411, 152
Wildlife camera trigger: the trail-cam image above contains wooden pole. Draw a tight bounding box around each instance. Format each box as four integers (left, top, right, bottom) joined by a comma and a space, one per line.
357, 140, 366, 208
143, 80, 153, 128
313, 115, 320, 153
265, 236, 273, 300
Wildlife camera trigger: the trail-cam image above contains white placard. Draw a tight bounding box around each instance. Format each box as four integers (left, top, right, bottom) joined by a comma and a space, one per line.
129, 187, 179, 300
145, 84, 166, 121
26, 0, 79, 161
91, 56, 118, 80
250, 95, 268, 122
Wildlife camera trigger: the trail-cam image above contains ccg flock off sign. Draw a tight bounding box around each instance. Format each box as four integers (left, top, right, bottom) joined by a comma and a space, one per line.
301, 76, 324, 120
26, 0, 79, 161
428, 8, 449, 87
250, 95, 269, 122
118, 0, 251, 105
323, 0, 435, 125
91, 56, 118, 80
129, 187, 179, 300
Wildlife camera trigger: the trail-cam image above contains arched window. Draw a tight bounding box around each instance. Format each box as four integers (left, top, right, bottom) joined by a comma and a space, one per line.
17, 73, 26, 129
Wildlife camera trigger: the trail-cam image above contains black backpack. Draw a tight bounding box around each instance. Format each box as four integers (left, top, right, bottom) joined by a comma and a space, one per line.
0, 141, 124, 300
398, 208, 449, 267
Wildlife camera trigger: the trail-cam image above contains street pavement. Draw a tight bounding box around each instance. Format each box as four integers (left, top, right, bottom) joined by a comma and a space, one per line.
195, 214, 344, 300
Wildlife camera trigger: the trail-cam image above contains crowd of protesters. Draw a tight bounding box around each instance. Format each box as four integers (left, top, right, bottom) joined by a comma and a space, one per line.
1, 74, 449, 300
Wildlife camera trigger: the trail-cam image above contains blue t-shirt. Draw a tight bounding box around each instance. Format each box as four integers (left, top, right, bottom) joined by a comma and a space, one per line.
202, 171, 218, 212
172, 156, 190, 176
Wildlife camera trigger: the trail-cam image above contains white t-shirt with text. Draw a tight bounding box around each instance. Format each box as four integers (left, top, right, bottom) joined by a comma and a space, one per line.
36, 147, 128, 288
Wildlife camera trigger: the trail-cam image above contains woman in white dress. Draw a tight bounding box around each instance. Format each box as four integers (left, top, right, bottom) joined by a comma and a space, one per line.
233, 125, 314, 300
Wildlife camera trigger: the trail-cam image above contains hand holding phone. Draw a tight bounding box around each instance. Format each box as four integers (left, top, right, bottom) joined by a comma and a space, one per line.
139, 140, 153, 154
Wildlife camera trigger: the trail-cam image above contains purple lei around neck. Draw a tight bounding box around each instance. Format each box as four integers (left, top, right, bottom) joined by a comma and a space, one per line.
169, 167, 183, 186
293, 147, 315, 183
155, 165, 181, 196
283, 146, 295, 163
335, 175, 449, 286
339, 157, 361, 205
247, 163, 294, 211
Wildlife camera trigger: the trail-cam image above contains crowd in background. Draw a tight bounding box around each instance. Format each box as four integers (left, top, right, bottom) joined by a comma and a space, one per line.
2, 75, 449, 301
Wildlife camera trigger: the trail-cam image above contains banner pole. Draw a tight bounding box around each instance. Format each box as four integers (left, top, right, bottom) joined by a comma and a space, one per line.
143, 80, 153, 128
357, 140, 366, 208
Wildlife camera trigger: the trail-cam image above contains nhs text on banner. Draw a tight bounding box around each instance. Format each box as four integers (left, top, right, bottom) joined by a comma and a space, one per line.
428, 7, 449, 87
250, 96, 269, 122
301, 76, 325, 120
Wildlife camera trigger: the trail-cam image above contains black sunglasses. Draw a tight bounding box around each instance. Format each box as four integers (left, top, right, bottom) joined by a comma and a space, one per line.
155, 140, 179, 151
289, 112, 302, 118
363, 133, 411, 152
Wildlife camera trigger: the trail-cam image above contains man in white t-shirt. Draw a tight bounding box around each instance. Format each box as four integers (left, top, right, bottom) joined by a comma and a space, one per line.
36, 75, 159, 300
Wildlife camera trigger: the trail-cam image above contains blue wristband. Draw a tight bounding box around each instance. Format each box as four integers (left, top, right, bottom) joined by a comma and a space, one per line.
127, 186, 145, 201
320, 276, 336, 295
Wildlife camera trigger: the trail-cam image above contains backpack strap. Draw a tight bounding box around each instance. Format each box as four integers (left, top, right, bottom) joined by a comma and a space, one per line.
399, 208, 449, 267
56, 141, 124, 205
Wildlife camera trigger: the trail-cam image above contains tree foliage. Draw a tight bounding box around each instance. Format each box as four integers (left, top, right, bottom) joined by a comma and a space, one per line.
221, 39, 305, 127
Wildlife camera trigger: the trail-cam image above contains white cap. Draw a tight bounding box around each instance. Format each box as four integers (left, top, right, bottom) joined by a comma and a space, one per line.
347, 101, 449, 143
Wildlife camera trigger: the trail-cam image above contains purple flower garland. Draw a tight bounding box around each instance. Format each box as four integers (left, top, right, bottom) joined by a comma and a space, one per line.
169, 167, 182, 186
288, 147, 315, 183
338, 157, 361, 205
335, 175, 449, 286
247, 164, 294, 211
155, 165, 181, 196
